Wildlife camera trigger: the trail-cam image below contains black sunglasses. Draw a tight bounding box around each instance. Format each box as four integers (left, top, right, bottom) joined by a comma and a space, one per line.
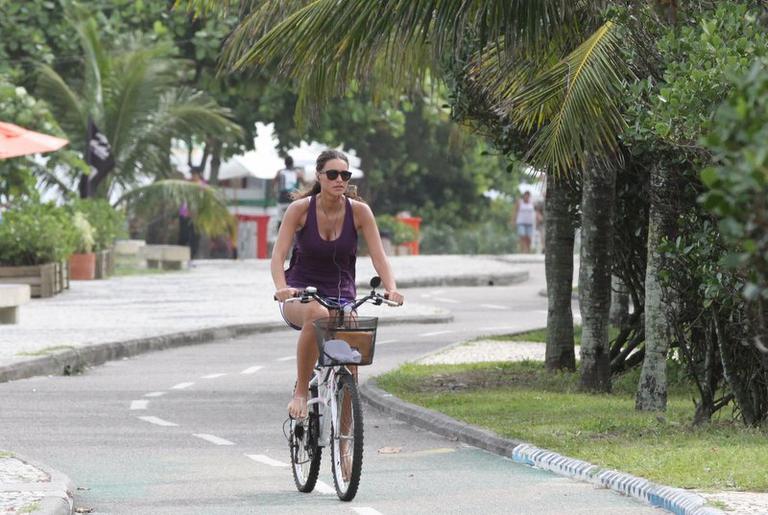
320, 169, 352, 181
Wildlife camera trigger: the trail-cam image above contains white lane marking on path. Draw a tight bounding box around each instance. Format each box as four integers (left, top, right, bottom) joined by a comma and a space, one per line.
480, 304, 508, 310
138, 416, 178, 427
201, 373, 227, 379
193, 434, 235, 446
171, 382, 194, 390
314, 480, 335, 495
130, 400, 149, 410
245, 454, 289, 468
419, 330, 454, 337
434, 298, 459, 304
376, 339, 398, 345
275, 356, 295, 362
241, 366, 264, 375
352, 508, 383, 515
144, 391, 166, 398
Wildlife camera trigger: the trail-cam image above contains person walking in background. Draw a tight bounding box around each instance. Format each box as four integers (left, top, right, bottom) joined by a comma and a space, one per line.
274, 155, 305, 225
512, 190, 535, 253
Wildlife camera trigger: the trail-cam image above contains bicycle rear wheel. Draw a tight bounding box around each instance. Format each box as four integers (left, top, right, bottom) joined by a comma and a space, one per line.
330, 373, 363, 501
289, 385, 321, 492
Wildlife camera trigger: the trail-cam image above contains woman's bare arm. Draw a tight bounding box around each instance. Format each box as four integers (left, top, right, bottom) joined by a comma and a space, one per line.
354, 201, 404, 304
271, 200, 306, 301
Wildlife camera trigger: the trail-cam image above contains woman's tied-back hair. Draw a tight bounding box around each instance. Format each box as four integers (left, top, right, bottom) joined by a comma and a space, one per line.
292, 149, 363, 201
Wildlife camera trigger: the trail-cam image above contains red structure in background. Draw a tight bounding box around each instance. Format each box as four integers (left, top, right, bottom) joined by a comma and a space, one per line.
236, 214, 271, 259
397, 216, 422, 255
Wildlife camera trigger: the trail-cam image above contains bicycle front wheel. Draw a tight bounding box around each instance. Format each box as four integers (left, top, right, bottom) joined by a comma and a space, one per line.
330, 373, 364, 501
289, 385, 321, 492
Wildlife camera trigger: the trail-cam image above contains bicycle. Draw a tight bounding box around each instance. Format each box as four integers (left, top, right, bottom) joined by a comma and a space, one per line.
282, 276, 399, 501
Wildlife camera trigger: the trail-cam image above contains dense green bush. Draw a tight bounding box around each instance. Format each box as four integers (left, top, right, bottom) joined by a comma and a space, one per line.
375, 215, 418, 246
0, 203, 77, 265
701, 60, 768, 304
420, 221, 518, 255
70, 199, 127, 251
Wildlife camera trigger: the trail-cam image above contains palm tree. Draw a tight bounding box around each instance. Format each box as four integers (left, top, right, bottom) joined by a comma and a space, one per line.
36, 15, 243, 236
182, 1, 634, 393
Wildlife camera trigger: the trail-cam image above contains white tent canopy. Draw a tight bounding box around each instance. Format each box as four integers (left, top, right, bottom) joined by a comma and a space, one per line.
171, 123, 364, 181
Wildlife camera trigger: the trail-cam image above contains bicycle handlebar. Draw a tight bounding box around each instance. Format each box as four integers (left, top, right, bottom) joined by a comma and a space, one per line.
276, 277, 401, 309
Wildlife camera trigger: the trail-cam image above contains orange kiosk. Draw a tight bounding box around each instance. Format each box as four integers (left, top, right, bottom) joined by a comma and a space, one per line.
396, 216, 422, 255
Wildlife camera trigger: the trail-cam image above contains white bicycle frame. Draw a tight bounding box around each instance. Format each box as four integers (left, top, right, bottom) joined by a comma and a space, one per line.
306, 364, 348, 448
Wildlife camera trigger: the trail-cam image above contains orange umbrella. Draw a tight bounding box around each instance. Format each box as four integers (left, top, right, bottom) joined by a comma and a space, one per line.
0, 121, 69, 159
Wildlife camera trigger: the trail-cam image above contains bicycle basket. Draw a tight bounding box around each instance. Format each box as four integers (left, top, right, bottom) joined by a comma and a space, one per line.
313, 316, 378, 366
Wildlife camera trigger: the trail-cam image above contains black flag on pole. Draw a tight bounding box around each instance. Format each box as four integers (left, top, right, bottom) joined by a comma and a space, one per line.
80, 118, 114, 197
85, 118, 114, 172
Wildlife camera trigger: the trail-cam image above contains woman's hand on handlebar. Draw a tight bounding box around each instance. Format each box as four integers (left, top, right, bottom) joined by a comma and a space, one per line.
274, 287, 299, 302
385, 289, 404, 306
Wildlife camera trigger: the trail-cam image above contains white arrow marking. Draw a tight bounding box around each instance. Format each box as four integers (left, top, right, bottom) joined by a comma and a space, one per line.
245, 454, 289, 467
418, 330, 454, 337
171, 382, 194, 390
138, 416, 178, 427
130, 400, 149, 410
480, 304, 508, 310
193, 434, 235, 446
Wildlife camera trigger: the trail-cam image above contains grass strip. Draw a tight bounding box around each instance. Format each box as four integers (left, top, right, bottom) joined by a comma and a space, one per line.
377, 360, 768, 492
485, 325, 620, 345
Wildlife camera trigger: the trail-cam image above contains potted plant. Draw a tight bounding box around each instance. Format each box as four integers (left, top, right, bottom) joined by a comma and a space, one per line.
0, 202, 76, 297
71, 199, 126, 278
69, 212, 96, 280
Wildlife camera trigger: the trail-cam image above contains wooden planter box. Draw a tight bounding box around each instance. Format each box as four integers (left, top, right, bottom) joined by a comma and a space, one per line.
53, 261, 70, 293
61, 260, 70, 290
0, 263, 57, 298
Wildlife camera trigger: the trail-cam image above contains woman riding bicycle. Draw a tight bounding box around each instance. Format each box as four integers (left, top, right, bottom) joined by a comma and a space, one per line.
271, 149, 404, 420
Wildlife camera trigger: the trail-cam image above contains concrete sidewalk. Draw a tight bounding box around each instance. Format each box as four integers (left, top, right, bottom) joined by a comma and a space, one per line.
0, 254, 531, 514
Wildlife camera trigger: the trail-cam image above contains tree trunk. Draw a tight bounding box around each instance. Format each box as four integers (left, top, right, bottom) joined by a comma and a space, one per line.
636, 164, 679, 411
208, 139, 222, 186
545, 177, 576, 371
609, 275, 630, 326
579, 164, 616, 392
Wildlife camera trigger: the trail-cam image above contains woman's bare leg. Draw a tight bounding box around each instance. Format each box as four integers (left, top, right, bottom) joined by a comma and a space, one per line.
283, 300, 328, 418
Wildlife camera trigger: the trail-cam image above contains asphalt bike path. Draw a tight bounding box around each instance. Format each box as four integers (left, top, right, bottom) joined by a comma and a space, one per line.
0, 283, 660, 514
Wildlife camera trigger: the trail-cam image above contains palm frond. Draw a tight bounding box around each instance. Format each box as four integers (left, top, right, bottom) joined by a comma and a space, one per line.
211, 1, 586, 115
116, 179, 236, 237
35, 65, 87, 143
116, 88, 242, 186
510, 21, 631, 176
107, 40, 179, 157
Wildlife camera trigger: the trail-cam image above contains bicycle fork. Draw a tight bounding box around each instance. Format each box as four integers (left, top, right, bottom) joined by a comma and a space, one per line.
307, 367, 343, 448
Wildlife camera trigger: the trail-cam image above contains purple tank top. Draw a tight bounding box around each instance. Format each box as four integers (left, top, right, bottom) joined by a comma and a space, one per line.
285, 195, 358, 300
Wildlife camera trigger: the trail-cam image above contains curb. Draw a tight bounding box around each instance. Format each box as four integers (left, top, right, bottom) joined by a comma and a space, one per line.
361, 270, 529, 289
0, 313, 453, 385
360, 379, 724, 515
0, 453, 75, 515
